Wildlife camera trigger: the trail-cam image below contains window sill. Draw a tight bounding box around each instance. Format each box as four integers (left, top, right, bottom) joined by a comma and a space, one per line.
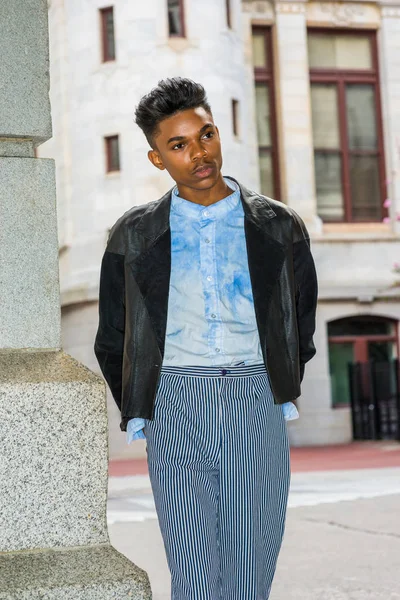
313, 222, 397, 242
324, 222, 389, 233
167, 37, 190, 52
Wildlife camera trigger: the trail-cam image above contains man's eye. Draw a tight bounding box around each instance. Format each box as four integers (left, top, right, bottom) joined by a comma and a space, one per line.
172, 143, 184, 150
204, 131, 214, 139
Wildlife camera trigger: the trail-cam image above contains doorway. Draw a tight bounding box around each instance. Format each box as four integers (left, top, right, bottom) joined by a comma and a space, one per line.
327, 316, 400, 440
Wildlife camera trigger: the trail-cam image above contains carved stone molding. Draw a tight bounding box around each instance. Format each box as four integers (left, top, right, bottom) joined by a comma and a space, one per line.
275, 2, 307, 14
318, 2, 365, 25
381, 6, 400, 16
306, 2, 381, 26
242, 1, 273, 13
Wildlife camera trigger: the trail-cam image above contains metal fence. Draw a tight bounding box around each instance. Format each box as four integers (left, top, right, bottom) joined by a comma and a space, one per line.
348, 359, 400, 441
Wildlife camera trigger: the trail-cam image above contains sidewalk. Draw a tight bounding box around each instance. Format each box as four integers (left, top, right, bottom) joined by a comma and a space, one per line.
108, 440, 400, 476
108, 442, 400, 599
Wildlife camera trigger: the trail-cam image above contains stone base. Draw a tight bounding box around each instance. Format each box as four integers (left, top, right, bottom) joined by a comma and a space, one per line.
0, 351, 111, 551
0, 544, 151, 599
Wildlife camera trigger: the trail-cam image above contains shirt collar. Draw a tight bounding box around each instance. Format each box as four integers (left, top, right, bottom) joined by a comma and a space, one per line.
171, 177, 241, 220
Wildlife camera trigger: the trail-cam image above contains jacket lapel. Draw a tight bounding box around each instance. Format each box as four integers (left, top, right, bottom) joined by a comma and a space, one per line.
128, 193, 172, 357
234, 178, 287, 348
127, 178, 286, 357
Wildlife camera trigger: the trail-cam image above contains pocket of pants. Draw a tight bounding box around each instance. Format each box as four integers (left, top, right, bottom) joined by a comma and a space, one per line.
250, 372, 272, 403
148, 373, 186, 420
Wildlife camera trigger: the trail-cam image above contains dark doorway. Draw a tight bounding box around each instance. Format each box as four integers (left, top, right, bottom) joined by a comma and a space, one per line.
349, 359, 400, 440
328, 316, 400, 440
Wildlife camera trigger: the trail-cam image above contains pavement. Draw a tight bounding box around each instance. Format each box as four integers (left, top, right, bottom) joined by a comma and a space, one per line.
107, 441, 400, 599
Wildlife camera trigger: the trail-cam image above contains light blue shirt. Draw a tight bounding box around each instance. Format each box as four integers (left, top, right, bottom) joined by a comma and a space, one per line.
127, 178, 299, 442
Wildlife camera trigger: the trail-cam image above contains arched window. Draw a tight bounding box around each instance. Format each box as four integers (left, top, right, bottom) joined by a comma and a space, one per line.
328, 316, 398, 407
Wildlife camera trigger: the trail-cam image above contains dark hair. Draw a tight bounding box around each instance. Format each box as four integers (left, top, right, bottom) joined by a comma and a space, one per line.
134, 77, 212, 147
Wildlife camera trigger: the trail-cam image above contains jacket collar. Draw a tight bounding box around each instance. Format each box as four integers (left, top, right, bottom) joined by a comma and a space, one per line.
135, 176, 277, 242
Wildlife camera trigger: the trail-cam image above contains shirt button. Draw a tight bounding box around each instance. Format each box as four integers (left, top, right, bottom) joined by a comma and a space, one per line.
211, 313, 216, 319
215, 348, 220, 352
203, 210, 209, 217
206, 275, 212, 281
205, 238, 211, 244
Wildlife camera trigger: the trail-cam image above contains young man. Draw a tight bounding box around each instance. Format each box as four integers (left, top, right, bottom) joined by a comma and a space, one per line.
95, 77, 318, 599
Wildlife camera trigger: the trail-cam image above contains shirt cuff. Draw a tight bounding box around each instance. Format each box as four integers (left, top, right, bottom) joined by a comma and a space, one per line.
282, 401, 299, 421
126, 418, 146, 444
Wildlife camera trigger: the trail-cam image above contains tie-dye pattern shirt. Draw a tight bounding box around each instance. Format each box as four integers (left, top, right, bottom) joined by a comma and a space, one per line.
126, 177, 299, 442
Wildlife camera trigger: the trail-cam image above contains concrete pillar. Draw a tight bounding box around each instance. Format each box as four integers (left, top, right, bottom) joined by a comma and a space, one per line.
274, 0, 322, 233
0, 1, 150, 597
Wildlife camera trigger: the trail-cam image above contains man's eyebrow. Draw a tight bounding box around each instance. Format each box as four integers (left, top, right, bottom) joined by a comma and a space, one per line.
166, 123, 214, 145
167, 134, 185, 145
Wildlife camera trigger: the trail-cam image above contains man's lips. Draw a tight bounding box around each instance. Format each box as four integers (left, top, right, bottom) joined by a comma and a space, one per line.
193, 163, 215, 178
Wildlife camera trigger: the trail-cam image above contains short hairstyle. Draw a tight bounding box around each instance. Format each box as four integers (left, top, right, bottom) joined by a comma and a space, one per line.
134, 77, 212, 148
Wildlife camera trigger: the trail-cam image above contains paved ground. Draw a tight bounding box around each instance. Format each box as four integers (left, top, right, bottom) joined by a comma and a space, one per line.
107, 442, 400, 599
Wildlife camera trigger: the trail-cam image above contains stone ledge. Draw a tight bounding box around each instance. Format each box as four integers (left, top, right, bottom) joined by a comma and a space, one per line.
0, 544, 151, 599
0, 351, 102, 385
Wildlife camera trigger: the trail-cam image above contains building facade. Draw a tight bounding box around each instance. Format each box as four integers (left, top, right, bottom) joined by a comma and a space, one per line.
39, 0, 400, 458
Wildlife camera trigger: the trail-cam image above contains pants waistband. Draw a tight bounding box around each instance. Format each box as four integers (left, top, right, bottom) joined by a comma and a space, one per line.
160, 363, 266, 378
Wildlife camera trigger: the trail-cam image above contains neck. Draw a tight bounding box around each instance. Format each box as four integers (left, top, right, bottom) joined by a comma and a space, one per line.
176, 174, 233, 206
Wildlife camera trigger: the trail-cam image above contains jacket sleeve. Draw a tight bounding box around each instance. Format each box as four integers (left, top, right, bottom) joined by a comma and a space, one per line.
94, 250, 125, 410
291, 213, 318, 382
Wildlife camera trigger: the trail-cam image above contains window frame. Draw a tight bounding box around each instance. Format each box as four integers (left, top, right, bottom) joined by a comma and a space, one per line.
104, 135, 121, 173
252, 25, 280, 200
100, 6, 116, 63
309, 28, 387, 223
226, 0, 232, 29
232, 99, 239, 137
168, 0, 186, 38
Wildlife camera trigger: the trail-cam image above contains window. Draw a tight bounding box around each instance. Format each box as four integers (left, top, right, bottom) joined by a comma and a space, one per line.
226, 0, 232, 29
308, 31, 386, 222
232, 99, 239, 137
252, 27, 280, 199
168, 0, 185, 37
105, 135, 120, 172
100, 7, 116, 62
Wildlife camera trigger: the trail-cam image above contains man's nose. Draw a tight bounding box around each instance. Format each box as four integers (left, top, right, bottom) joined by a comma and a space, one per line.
191, 141, 207, 161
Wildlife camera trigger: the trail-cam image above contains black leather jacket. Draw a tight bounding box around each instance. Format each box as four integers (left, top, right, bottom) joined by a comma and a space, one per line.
94, 177, 318, 432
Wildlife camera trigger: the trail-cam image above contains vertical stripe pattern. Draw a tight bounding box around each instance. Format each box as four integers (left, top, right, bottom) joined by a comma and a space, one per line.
144, 364, 291, 600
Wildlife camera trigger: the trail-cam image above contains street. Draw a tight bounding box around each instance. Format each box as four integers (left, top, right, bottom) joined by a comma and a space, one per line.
108, 443, 400, 599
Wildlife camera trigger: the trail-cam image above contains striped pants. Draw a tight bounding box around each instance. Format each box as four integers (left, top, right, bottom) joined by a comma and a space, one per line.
144, 364, 291, 600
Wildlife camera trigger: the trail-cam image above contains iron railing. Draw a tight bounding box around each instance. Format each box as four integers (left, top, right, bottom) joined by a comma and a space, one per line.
348, 359, 400, 441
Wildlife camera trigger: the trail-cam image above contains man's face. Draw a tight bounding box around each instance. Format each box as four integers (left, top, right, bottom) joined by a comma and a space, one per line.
148, 107, 223, 192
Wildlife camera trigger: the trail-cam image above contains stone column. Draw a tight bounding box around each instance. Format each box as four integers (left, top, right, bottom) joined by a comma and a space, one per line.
0, 1, 150, 598
274, 0, 321, 233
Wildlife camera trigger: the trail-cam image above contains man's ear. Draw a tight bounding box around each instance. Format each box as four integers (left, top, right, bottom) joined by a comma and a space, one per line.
148, 149, 166, 171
